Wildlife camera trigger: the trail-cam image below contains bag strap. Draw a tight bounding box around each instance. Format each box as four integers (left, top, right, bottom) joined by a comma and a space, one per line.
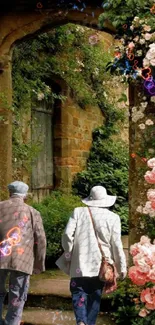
88, 207, 105, 259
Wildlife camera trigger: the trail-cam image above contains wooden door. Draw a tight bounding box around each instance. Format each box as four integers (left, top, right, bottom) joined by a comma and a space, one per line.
31, 99, 53, 201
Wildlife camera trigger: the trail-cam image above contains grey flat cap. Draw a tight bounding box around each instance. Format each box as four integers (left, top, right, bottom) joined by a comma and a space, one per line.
8, 181, 29, 195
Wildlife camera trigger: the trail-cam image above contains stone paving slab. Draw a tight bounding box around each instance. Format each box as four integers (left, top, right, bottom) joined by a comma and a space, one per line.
18, 308, 115, 325
29, 279, 70, 297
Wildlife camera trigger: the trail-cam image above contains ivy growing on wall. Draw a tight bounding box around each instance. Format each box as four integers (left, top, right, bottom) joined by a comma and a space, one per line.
12, 23, 126, 175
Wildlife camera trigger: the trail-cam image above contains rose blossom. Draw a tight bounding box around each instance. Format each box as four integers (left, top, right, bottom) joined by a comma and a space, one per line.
150, 58, 155, 66
143, 25, 151, 32
142, 201, 155, 217
151, 96, 155, 103
143, 58, 150, 67
133, 16, 139, 22
128, 41, 135, 48
139, 38, 145, 45
143, 201, 152, 214
147, 158, 155, 168
145, 43, 155, 66
133, 253, 151, 273
133, 36, 139, 42
128, 266, 147, 285
140, 236, 151, 245
139, 123, 145, 129
136, 205, 143, 213
144, 168, 155, 183
130, 243, 140, 256
140, 287, 155, 310
144, 33, 152, 41
147, 189, 155, 201
151, 201, 155, 209
147, 266, 155, 282
145, 119, 154, 125
139, 308, 149, 317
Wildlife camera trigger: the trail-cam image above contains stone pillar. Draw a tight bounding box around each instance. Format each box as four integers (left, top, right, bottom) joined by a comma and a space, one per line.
129, 83, 155, 247
0, 54, 12, 199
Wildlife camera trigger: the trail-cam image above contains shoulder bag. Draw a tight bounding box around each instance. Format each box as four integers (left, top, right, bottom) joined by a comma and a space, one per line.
88, 207, 117, 293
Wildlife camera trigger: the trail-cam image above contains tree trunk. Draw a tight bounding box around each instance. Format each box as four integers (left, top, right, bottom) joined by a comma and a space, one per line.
0, 55, 12, 199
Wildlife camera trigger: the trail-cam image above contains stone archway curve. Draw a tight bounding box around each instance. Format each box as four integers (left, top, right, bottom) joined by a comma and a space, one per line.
0, 6, 115, 196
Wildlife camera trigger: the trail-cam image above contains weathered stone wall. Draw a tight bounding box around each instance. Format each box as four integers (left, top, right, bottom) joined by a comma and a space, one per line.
53, 95, 103, 192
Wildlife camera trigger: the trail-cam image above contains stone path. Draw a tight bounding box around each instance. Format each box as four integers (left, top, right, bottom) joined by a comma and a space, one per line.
20, 309, 115, 325
3, 236, 128, 324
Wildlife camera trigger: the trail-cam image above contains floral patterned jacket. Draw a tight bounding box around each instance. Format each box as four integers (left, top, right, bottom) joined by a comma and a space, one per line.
0, 196, 46, 275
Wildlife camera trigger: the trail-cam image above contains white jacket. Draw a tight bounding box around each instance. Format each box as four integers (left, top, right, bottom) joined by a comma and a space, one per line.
58, 206, 127, 278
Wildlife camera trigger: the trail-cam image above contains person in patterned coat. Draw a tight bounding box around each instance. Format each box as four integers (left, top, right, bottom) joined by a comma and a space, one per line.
0, 181, 46, 325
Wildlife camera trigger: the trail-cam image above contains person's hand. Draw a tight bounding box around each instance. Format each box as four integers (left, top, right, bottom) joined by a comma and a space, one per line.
33, 268, 41, 275
120, 271, 127, 280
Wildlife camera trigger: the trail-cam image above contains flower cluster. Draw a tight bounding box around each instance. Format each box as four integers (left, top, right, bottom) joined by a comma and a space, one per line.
136, 158, 155, 217
131, 101, 147, 122
129, 236, 155, 285
145, 158, 155, 184
109, 10, 155, 96
129, 235, 155, 316
129, 157, 155, 317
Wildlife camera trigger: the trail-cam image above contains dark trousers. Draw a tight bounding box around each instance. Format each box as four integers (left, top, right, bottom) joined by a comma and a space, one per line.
70, 277, 104, 325
0, 269, 30, 325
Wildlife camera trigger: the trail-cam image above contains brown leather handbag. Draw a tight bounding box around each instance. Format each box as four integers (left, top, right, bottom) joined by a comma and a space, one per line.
88, 207, 117, 293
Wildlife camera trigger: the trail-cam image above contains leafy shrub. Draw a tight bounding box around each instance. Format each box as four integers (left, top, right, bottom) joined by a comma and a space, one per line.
111, 278, 155, 325
32, 191, 83, 265
111, 278, 141, 325
113, 204, 129, 234
72, 127, 129, 234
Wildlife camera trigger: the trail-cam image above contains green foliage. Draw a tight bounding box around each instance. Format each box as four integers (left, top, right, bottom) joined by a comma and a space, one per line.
99, 0, 154, 29
32, 191, 83, 260
12, 24, 120, 172
12, 24, 112, 110
72, 127, 129, 234
111, 278, 141, 325
111, 278, 155, 325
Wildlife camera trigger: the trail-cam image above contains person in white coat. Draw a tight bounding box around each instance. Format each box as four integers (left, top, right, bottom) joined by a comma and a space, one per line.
56, 186, 127, 325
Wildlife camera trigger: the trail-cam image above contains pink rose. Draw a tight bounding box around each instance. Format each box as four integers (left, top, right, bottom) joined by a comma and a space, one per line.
140, 236, 151, 245
128, 41, 135, 48
147, 189, 155, 201
133, 253, 151, 273
140, 287, 155, 310
144, 33, 152, 41
139, 308, 148, 317
144, 168, 155, 183
128, 266, 147, 285
147, 269, 155, 283
151, 201, 155, 209
130, 243, 140, 256
143, 25, 151, 32
147, 158, 155, 168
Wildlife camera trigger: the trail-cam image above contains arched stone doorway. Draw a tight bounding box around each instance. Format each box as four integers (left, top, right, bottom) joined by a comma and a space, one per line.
0, 3, 114, 194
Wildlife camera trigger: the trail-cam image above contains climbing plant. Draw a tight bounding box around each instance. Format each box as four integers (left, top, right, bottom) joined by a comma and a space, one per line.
98, 1, 155, 324
12, 23, 126, 175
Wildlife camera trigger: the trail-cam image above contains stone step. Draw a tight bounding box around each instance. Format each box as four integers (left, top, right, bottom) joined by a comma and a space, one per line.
25, 279, 113, 312
3, 308, 115, 325
25, 292, 113, 312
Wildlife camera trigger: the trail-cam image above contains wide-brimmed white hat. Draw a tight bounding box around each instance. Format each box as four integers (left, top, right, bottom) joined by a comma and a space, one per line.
82, 186, 116, 207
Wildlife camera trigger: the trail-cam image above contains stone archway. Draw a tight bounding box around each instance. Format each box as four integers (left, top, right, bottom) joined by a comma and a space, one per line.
0, 5, 115, 195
